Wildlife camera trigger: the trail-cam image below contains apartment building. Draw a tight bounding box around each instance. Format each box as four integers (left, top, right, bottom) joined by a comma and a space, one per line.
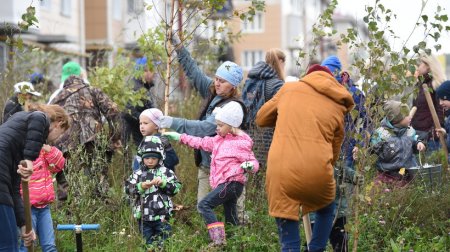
231, 0, 329, 76
0, 0, 161, 80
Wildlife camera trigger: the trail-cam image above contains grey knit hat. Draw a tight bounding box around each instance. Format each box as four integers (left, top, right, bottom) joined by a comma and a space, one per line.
383, 100, 410, 125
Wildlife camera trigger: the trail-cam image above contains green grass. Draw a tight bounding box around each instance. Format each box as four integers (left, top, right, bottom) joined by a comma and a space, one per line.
49, 96, 449, 251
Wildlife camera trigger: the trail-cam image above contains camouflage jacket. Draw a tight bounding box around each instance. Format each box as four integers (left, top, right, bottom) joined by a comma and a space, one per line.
51, 76, 121, 152
125, 164, 182, 221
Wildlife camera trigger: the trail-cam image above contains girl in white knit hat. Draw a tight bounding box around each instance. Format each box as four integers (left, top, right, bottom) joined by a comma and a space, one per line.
134, 108, 179, 171
163, 101, 259, 247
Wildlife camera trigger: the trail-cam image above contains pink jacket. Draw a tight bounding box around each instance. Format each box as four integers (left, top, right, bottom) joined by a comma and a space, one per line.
180, 132, 259, 189
21, 147, 65, 208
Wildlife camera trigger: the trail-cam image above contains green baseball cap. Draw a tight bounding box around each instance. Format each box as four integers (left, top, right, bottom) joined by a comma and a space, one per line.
61, 61, 81, 83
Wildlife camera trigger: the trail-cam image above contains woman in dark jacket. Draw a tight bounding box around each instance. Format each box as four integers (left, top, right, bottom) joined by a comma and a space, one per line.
0, 104, 69, 251
411, 54, 446, 150
241, 48, 286, 171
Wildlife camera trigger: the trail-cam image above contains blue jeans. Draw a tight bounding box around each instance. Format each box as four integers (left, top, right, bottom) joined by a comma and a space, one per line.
276, 218, 300, 252
197, 181, 244, 225
276, 201, 336, 252
0, 204, 19, 252
20, 205, 56, 252
138, 220, 171, 246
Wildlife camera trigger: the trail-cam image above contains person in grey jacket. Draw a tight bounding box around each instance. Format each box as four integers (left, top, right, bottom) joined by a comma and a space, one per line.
160, 36, 244, 205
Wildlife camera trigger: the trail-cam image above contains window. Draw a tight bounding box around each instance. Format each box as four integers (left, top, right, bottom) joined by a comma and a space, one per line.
61, 0, 71, 17
40, 0, 51, 9
113, 0, 122, 20
241, 12, 264, 33
242, 50, 264, 69
290, 0, 302, 14
0, 43, 6, 71
128, 0, 144, 14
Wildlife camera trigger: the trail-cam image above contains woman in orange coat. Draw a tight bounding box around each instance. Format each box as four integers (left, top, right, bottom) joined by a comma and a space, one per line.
256, 64, 354, 252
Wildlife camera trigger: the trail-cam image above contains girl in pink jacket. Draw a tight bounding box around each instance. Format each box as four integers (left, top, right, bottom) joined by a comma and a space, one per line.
20, 144, 65, 252
163, 101, 259, 247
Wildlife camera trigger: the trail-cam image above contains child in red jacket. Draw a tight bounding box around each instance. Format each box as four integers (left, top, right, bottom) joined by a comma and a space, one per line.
20, 144, 65, 252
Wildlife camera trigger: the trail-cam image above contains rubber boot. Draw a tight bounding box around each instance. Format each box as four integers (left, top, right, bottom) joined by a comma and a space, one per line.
207, 222, 226, 246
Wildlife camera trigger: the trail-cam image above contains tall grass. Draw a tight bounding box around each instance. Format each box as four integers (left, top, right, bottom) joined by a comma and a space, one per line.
50, 93, 449, 251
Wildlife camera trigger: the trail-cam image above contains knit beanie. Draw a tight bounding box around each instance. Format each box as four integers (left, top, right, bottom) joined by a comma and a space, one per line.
140, 108, 163, 128
436, 80, 450, 100
321, 56, 342, 79
135, 57, 147, 70
30, 72, 44, 85
383, 100, 410, 125
61, 61, 81, 83
215, 61, 243, 87
215, 101, 244, 128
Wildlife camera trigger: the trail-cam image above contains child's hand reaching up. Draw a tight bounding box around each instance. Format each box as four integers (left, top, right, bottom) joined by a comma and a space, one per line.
163, 132, 181, 141
417, 142, 426, 152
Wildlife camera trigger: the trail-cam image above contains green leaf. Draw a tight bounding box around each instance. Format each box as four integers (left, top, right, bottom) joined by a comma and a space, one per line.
418, 41, 426, 48
434, 44, 442, 51
368, 21, 377, 31
421, 15, 428, 22
433, 32, 440, 41
363, 16, 369, 23
403, 47, 410, 55
374, 31, 384, 39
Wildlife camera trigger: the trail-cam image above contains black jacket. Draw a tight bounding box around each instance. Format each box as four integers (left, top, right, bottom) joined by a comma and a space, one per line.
0, 111, 49, 227
411, 75, 444, 133
2, 96, 23, 123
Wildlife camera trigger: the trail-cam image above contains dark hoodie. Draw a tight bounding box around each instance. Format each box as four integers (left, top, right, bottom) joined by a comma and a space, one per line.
242, 61, 284, 126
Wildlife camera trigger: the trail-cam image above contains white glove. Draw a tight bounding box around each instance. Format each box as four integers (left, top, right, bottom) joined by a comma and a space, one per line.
240, 161, 254, 171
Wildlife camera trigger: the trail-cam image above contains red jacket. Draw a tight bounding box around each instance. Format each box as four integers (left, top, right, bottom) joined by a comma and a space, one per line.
21, 147, 65, 208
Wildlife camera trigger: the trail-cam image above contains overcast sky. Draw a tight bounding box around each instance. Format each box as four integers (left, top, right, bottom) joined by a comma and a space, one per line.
335, 0, 450, 54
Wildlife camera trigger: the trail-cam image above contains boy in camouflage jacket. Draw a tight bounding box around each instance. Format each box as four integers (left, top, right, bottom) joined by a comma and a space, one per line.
125, 136, 182, 248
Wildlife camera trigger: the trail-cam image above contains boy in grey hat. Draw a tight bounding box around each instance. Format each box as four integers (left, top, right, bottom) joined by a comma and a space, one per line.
370, 100, 426, 187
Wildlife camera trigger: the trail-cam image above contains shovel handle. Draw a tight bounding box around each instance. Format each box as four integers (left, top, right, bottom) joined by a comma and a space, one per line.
20, 161, 34, 252
422, 84, 448, 176
303, 214, 312, 244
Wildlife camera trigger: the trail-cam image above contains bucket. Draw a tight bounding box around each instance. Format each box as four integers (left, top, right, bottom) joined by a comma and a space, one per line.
407, 164, 443, 192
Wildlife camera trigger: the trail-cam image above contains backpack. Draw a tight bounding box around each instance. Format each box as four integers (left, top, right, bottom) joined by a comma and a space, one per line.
242, 78, 267, 129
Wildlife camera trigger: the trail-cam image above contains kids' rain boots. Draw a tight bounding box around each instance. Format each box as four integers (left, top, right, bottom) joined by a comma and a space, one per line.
207, 222, 226, 246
